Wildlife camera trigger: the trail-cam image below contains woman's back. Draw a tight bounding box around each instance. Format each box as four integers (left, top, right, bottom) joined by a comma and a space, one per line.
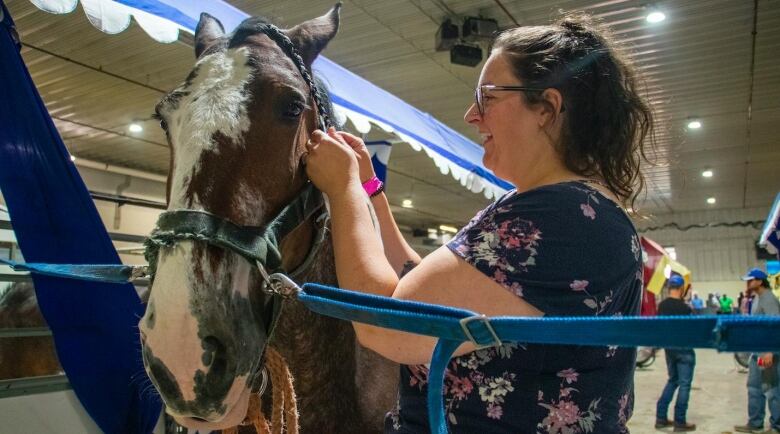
387, 181, 642, 433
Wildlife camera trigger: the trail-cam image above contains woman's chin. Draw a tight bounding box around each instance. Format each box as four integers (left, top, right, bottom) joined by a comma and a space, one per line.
172, 387, 251, 431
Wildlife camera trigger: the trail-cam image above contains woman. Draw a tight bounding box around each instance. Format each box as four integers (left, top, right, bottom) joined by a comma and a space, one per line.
305, 14, 653, 434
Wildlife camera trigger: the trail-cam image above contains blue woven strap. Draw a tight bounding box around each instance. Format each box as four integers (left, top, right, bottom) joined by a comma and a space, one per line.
299, 283, 780, 434
0, 258, 139, 284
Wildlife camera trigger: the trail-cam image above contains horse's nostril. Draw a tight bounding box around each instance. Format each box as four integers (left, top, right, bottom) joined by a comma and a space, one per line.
201, 335, 224, 369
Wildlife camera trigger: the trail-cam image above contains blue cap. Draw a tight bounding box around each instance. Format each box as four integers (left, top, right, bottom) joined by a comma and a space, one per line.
668, 275, 685, 288
742, 267, 768, 281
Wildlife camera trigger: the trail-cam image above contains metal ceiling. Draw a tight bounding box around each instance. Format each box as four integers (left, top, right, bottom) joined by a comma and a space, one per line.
5, 0, 780, 231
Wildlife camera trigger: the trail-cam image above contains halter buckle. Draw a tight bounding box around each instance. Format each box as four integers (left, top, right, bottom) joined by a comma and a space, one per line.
459, 315, 502, 349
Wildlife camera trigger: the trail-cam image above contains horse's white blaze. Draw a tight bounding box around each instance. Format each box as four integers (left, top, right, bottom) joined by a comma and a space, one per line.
165, 46, 254, 210
145, 242, 208, 402
149, 241, 252, 400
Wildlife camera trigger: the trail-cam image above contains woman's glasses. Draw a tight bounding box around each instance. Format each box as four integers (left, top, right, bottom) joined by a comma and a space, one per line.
474, 84, 546, 115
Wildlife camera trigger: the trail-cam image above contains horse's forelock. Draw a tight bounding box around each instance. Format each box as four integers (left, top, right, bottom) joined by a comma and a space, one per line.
227, 17, 275, 49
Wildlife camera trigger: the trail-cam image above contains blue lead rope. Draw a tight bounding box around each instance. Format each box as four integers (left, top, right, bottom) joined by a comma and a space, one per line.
298, 283, 780, 434
5, 260, 780, 434
0, 258, 144, 284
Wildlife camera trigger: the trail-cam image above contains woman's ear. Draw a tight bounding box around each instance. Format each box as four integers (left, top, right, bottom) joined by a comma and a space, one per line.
538, 88, 565, 127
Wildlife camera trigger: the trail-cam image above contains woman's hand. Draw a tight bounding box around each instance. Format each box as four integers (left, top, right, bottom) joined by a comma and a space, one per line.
332, 131, 376, 183
304, 127, 361, 198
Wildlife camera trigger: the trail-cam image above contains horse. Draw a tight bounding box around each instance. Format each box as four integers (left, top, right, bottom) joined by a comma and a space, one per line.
0, 281, 61, 380
137, 5, 398, 433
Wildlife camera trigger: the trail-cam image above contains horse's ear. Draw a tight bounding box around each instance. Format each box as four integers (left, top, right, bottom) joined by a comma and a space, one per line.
195, 13, 225, 58
286, 3, 341, 66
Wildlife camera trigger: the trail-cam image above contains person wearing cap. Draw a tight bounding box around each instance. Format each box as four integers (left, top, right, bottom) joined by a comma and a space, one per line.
735, 268, 780, 434
655, 274, 697, 431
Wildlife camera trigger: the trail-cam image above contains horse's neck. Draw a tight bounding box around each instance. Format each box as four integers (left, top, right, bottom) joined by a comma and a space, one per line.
272, 232, 398, 433
270, 237, 366, 432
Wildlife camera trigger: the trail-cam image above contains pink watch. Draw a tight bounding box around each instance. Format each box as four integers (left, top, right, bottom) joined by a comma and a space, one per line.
361, 176, 384, 198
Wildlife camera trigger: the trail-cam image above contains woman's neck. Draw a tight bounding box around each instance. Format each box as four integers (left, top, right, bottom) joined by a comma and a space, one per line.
510, 164, 581, 194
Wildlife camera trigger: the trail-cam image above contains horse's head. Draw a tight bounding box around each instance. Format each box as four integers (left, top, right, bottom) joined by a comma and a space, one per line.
138, 5, 340, 430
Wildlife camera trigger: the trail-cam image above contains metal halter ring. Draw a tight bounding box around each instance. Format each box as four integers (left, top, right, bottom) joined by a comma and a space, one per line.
255, 260, 301, 299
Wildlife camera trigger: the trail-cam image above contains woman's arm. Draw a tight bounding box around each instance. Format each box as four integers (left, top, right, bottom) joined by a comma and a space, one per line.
333, 131, 421, 274
306, 131, 542, 365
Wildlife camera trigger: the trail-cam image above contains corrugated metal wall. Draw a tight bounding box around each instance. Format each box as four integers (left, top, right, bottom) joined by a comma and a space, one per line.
637, 206, 771, 282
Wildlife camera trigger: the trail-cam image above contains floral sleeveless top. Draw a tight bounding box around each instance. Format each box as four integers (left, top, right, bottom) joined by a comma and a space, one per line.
385, 181, 642, 434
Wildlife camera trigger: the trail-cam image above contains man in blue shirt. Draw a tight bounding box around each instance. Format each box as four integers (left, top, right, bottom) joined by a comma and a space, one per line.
735, 268, 780, 434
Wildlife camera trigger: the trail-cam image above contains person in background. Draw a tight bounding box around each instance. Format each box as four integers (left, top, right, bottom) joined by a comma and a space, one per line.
721, 294, 735, 314
735, 268, 780, 434
655, 274, 697, 432
707, 293, 720, 314
690, 292, 704, 314
740, 290, 755, 315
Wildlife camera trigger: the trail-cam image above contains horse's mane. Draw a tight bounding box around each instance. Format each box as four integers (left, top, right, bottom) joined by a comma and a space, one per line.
0, 282, 42, 327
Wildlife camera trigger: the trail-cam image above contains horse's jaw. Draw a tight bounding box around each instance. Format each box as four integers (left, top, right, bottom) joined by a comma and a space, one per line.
172, 385, 252, 430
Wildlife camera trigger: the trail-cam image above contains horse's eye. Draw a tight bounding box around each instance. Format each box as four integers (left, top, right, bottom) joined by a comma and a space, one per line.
153, 112, 168, 131
283, 102, 304, 118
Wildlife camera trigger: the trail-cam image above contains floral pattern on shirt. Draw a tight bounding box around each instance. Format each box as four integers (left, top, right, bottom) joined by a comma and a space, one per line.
453, 204, 542, 283
403, 344, 521, 426
387, 182, 641, 434
536, 368, 602, 434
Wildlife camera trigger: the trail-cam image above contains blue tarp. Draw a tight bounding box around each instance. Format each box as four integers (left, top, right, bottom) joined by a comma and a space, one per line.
115, 0, 512, 195
0, 3, 160, 433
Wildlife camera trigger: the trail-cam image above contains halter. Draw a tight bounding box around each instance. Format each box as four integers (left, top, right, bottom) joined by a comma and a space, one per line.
144, 23, 333, 393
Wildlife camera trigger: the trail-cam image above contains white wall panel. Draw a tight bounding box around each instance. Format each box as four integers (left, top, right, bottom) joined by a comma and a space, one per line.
637, 206, 771, 285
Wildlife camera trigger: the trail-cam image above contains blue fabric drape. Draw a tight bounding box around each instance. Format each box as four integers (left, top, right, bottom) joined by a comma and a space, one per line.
0, 3, 160, 433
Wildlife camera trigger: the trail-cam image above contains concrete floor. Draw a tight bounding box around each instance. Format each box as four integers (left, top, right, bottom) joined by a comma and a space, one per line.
629, 349, 755, 434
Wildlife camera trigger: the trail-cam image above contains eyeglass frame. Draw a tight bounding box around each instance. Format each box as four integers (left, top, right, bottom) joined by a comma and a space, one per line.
474, 84, 552, 116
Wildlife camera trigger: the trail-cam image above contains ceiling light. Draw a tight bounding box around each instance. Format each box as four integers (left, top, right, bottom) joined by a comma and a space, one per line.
646, 11, 666, 23
702, 169, 713, 178
439, 224, 458, 234
401, 199, 413, 208
70, 155, 76, 162
707, 197, 716, 204
687, 120, 702, 130
128, 123, 143, 133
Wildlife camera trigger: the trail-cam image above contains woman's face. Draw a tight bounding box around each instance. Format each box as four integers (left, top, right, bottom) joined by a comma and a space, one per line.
464, 51, 548, 183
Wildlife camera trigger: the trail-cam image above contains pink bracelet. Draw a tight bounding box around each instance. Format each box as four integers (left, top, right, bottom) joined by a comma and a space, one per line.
361, 176, 384, 198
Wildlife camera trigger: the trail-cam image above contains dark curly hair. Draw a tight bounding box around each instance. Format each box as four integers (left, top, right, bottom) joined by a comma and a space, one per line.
491, 13, 654, 210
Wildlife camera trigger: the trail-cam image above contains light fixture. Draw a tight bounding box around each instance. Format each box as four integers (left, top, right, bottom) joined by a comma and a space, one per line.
70, 155, 76, 162
707, 197, 716, 204
401, 198, 413, 208
701, 169, 713, 178
687, 119, 702, 130
439, 224, 458, 234
646, 11, 666, 23
128, 123, 143, 133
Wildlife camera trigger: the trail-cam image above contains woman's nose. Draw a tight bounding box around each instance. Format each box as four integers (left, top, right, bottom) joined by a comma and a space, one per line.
464, 102, 481, 125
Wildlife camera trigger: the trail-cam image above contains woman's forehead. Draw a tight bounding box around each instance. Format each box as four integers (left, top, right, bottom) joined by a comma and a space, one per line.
479, 52, 518, 85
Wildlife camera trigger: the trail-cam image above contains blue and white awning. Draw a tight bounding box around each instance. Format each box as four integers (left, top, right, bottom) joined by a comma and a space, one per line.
760, 193, 780, 256
28, 0, 511, 199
